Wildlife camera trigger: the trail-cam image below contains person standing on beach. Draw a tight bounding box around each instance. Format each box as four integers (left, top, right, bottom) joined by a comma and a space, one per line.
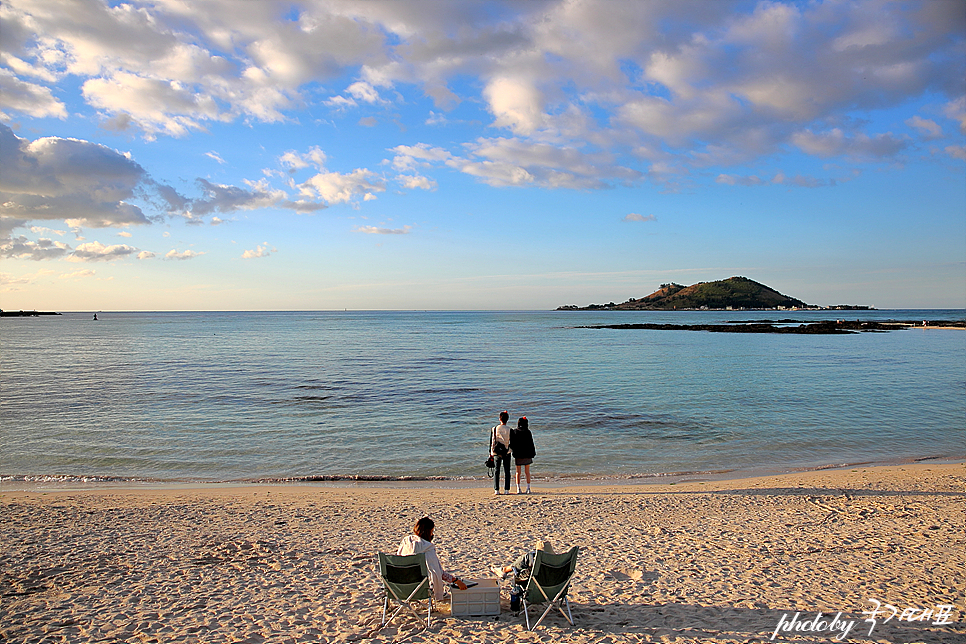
491, 411, 512, 495
510, 416, 536, 494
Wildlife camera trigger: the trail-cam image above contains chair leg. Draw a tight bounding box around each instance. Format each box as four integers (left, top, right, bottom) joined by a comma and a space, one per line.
528, 585, 574, 630
406, 602, 427, 629
531, 601, 556, 630
555, 596, 574, 625
523, 599, 531, 630
381, 594, 428, 629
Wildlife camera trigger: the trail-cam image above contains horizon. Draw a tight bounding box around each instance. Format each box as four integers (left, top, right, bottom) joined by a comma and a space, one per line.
2, 1, 965, 311
5, 306, 966, 314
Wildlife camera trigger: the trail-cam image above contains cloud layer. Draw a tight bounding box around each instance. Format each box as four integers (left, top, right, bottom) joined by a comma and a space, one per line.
1, 0, 963, 265
3, 0, 961, 177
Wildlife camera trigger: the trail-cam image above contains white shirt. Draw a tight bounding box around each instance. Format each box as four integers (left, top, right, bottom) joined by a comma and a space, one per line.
396, 534, 453, 600
492, 423, 511, 454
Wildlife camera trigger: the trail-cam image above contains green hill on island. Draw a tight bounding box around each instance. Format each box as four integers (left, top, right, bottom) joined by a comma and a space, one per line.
558, 277, 811, 311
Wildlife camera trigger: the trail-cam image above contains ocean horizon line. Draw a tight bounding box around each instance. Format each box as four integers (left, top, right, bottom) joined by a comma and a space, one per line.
5, 308, 966, 314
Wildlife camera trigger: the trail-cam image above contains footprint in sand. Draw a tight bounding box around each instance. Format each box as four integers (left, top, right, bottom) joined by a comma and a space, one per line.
606, 568, 645, 581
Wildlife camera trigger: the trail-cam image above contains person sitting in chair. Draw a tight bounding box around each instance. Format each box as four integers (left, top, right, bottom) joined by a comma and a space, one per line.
397, 516, 467, 601
491, 540, 554, 583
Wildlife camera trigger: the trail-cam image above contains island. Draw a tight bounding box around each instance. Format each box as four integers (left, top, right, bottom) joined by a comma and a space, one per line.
0, 310, 62, 317
557, 276, 873, 311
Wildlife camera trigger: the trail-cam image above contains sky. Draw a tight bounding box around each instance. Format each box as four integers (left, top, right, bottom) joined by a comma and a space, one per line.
1, 0, 964, 311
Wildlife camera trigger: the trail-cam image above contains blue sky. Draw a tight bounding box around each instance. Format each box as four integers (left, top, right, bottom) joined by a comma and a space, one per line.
1, 0, 964, 311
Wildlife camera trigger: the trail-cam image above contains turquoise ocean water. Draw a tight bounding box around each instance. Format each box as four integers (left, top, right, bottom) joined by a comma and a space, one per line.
1, 310, 963, 484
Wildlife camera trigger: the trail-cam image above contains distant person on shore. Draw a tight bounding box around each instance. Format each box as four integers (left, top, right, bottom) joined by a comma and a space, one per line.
396, 517, 467, 601
510, 416, 536, 494
491, 411, 512, 495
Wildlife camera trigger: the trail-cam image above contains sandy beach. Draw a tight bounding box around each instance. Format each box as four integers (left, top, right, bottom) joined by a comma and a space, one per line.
2, 463, 963, 643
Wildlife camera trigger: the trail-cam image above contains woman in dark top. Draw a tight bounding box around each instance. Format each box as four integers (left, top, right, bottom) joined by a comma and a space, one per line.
510, 416, 536, 494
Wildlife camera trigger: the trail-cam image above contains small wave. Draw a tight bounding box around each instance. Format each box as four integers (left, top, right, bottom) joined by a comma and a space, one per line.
1, 474, 159, 484
1, 469, 736, 485
254, 474, 456, 483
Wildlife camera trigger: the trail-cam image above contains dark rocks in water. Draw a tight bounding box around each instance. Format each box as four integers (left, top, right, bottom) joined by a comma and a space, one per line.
576, 320, 909, 334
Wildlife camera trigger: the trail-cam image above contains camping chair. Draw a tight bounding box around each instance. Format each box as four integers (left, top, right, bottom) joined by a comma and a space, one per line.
378, 552, 434, 628
522, 545, 579, 630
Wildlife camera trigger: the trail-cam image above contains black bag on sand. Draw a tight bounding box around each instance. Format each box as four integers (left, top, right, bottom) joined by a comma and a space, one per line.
486, 426, 497, 476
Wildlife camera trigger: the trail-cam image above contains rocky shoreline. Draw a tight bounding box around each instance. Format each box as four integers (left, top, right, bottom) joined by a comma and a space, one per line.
576, 320, 964, 334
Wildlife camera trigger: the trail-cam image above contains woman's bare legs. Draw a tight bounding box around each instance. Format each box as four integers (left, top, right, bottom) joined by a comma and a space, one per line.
515, 465, 522, 493
524, 464, 531, 492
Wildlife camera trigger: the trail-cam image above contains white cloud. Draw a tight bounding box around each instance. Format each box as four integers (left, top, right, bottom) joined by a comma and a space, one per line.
906, 116, 943, 140
346, 81, 382, 104
59, 269, 95, 280
241, 244, 274, 259
117, 231, 132, 238
0, 69, 67, 119
137, 251, 156, 260
390, 144, 454, 172
355, 225, 412, 235
164, 249, 204, 260
279, 147, 327, 172
624, 213, 657, 222
392, 137, 641, 190
771, 172, 827, 188
0, 0, 960, 191
484, 77, 546, 136
190, 179, 288, 215
298, 169, 385, 205
29, 226, 67, 237
397, 174, 437, 190
944, 96, 966, 134
82, 72, 221, 139
791, 129, 908, 160
1, 236, 72, 261
0, 269, 55, 287
716, 174, 765, 187
324, 95, 357, 109
945, 145, 966, 161
0, 124, 156, 229
206, 151, 227, 164
67, 241, 139, 262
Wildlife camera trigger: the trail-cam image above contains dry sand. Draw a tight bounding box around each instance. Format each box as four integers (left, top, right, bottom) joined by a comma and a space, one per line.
2, 463, 963, 643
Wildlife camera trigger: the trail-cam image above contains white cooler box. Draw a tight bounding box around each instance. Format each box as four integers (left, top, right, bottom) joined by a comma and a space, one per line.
450, 578, 501, 616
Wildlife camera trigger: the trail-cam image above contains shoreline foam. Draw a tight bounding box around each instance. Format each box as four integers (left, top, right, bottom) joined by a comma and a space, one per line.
3, 453, 963, 493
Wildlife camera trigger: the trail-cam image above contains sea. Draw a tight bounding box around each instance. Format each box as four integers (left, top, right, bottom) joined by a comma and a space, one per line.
1, 309, 963, 487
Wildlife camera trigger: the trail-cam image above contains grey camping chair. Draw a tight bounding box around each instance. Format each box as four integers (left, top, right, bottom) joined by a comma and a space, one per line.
522, 545, 579, 630
378, 552, 434, 628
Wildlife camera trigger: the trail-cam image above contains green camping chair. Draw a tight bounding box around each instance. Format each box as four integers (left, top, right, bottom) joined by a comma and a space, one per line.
522, 545, 579, 630
378, 552, 434, 628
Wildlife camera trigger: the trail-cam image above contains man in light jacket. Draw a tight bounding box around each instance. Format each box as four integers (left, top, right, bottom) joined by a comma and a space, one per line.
397, 517, 467, 601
